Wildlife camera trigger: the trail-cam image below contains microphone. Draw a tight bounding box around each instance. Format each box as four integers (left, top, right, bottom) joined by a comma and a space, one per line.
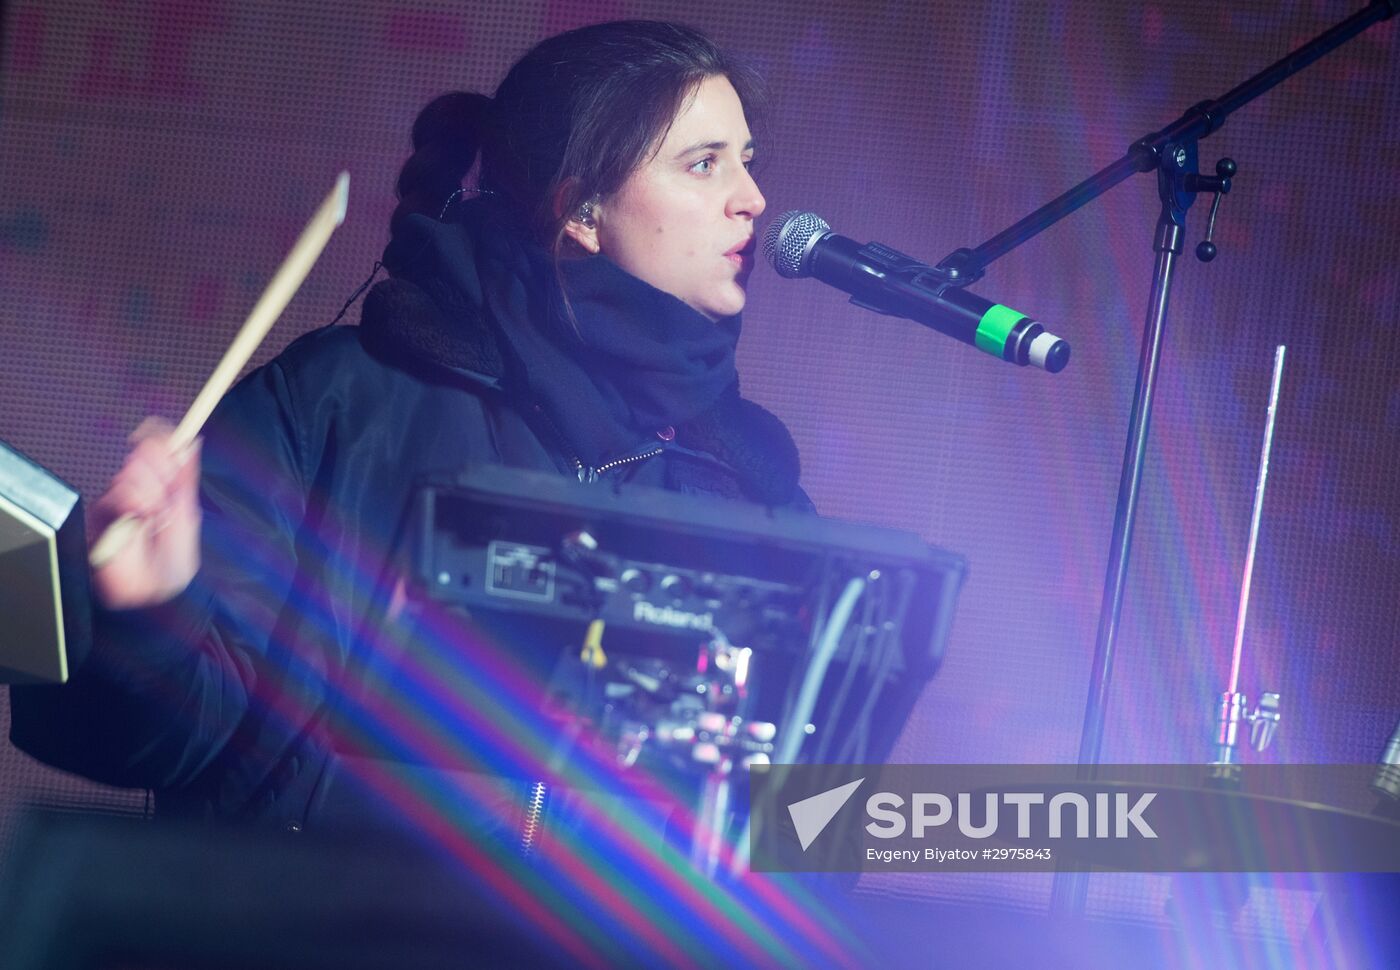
762, 211, 1070, 373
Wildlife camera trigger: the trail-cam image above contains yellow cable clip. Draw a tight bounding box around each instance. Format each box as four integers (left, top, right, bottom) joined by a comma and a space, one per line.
581, 618, 607, 669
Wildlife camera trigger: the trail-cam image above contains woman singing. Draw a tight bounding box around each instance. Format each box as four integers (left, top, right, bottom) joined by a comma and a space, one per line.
10, 20, 807, 838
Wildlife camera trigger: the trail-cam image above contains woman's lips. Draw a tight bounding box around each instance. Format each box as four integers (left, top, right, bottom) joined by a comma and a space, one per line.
726, 237, 755, 269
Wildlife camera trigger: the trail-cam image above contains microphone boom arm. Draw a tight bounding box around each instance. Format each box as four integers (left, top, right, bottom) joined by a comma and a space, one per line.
936, 0, 1397, 282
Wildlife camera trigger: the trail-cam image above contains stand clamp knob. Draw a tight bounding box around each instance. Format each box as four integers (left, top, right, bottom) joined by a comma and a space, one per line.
1188, 158, 1236, 262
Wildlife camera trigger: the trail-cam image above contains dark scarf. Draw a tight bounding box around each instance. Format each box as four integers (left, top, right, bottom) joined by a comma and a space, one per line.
364, 200, 801, 505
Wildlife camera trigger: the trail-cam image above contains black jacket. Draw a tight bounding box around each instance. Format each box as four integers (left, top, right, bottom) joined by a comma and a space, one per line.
10, 273, 807, 831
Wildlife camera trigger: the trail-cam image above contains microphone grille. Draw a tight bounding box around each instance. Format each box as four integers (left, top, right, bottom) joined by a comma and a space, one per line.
761, 210, 830, 278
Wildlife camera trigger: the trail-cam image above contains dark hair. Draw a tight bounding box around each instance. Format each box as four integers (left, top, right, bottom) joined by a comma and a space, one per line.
391, 20, 766, 252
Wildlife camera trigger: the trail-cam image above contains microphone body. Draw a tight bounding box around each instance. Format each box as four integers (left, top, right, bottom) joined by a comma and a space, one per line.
763, 212, 1070, 373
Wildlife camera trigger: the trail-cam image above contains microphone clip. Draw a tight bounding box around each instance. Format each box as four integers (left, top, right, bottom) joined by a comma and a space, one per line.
931, 247, 986, 287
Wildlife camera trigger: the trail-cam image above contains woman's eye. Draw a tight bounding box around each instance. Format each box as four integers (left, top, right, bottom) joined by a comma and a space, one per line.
690, 156, 716, 174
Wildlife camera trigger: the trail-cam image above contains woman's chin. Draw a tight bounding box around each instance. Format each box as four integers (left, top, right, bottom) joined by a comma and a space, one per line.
697, 286, 748, 321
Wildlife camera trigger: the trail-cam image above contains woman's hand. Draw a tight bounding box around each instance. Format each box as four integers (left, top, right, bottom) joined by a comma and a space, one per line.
89, 418, 202, 610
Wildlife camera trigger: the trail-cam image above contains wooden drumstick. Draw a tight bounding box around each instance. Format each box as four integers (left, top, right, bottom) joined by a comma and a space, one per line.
89, 172, 350, 569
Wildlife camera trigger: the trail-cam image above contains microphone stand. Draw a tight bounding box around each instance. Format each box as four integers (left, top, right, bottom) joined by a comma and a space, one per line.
922, 1, 1398, 917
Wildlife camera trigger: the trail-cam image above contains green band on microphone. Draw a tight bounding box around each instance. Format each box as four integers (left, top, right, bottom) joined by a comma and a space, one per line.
975, 304, 1025, 357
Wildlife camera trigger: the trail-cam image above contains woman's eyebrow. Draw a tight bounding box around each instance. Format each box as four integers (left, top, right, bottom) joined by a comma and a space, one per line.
672, 138, 756, 159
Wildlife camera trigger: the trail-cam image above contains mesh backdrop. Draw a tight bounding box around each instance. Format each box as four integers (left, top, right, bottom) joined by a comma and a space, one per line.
2, 0, 1397, 930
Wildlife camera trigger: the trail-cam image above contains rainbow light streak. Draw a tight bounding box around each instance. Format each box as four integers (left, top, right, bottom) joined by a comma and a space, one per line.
327, 752, 614, 967
138, 426, 866, 965
334, 600, 864, 966
326, 642, 707, 964
233, 559, 836, 965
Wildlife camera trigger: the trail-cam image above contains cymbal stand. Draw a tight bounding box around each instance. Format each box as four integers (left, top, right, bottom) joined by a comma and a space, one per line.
1211, 346, 1286, 779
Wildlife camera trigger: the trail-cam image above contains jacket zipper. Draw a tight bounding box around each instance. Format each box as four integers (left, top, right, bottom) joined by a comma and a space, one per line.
531, 404, 665, 483
520, 780, 548, 858
585, 447, 664, 481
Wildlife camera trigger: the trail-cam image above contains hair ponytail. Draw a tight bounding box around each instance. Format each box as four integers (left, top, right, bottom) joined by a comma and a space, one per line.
390, 91, 493, 237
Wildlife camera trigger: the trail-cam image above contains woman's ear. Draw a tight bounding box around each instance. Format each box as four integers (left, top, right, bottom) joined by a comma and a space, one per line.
554, 180, 602, 254
562, 198, 601, 254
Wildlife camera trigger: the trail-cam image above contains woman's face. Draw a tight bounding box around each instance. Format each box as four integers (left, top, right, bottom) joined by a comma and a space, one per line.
572, 74, 766, 321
